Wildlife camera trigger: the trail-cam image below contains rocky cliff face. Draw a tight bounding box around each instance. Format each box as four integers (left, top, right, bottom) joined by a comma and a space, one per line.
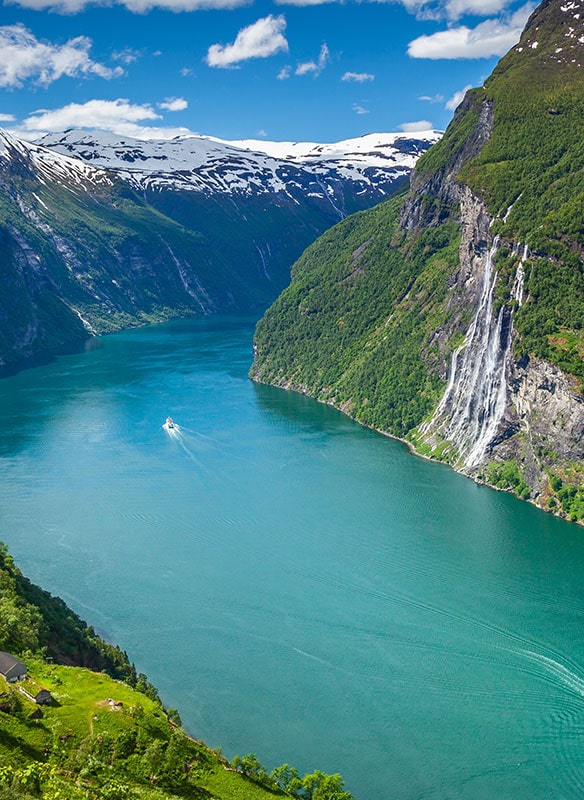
251, 0, 584, 523
404, 17, 584, 511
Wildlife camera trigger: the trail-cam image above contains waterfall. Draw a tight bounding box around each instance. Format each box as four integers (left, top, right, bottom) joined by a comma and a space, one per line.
421, 239, 527, 468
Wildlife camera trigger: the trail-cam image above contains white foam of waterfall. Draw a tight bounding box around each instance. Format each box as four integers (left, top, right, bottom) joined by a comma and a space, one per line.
422, 240, 528, 468
511, 244, 527, 307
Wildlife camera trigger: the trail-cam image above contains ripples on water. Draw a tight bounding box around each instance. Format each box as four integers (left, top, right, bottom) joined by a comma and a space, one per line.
1, 316, 584, 799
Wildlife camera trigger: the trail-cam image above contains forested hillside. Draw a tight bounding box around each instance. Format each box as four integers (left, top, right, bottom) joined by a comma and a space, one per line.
252, 0, 584, 522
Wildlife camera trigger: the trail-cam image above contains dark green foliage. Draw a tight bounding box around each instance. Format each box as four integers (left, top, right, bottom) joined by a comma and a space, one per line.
546, 473, 584, 521
253, 192, 461, 438
232, 754, 353, 800
482, 460, 531, 499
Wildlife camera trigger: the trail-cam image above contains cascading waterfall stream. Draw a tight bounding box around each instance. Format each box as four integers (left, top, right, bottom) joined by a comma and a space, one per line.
421, 238, 527, 468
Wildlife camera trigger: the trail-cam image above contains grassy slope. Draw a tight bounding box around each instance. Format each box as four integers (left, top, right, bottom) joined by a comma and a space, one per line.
0, 659, 285, 800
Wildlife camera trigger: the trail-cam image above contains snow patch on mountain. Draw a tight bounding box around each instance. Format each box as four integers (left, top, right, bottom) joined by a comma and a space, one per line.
35, 129, 442, 197
0, 129, 111, 191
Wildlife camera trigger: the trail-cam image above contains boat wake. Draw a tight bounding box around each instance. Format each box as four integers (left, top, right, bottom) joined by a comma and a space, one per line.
521, 650, 584, 699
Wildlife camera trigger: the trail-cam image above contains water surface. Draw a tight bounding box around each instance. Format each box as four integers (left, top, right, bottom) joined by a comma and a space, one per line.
1, 316, 584, 800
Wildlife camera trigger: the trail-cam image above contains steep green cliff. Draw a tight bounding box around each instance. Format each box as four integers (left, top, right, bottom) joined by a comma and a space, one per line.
251, 0, 584, 521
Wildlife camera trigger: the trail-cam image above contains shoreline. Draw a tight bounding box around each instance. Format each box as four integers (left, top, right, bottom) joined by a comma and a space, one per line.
251, 374, 582, 529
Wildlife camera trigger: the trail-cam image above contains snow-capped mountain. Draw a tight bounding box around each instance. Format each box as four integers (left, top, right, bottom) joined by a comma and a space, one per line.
36, 129, 441, 201
0, 129, 111, 189
0, 126, 440, 367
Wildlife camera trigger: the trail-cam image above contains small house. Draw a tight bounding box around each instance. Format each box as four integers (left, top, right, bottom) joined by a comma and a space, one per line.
18, 680, 52, 705
0, 652, 27, 683
31, 688, 52, 706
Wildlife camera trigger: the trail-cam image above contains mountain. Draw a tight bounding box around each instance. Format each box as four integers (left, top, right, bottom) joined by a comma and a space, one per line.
36, 129, 438, 200
0, 128, 438, 368
251, 0, 584, 523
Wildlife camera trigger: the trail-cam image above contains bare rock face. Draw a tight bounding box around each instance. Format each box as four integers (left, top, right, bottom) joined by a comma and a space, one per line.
400, 97, 493, 233
404, 101, 582, 513
500, 358, 584, 493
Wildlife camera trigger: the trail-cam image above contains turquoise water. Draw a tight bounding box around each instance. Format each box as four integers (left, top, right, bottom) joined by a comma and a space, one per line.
2, 315, 584, 799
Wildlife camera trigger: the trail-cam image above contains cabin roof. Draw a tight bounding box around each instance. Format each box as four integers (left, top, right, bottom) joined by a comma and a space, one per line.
0, 651, 26, 676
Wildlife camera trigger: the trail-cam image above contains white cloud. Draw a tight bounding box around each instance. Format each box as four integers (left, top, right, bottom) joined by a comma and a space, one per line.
295, 43, 330, 77
445, 84, 472, 110
277, 65, 291, 79
159, 97, 188, 111
206, 15, 288, 68
418, 93, 445, 103
407, 3, 535, 59
0, 24, 122, 88
398, 120, 433, 132
257, 128, 267, 137
20, 98, 193, 139
387, 0, 514, 20
112, 48, 141, 65
0, 113, 16, 122
180, 67, 193, 76
342, 71, 374, 82
444, 0, 511, 19
352, 103, 369, 115
273, 0, 518, 25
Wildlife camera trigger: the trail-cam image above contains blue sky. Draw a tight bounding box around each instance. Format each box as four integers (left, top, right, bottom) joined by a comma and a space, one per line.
0, 0, 535, 142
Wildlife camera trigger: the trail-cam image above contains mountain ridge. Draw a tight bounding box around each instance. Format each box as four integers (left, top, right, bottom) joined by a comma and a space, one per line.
0, 127, 438, 368
251, 0, 584, 524
36, 128, 440, 200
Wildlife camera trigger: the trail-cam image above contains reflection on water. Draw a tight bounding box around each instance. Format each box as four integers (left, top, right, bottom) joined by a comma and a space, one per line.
1, 315, 584, 800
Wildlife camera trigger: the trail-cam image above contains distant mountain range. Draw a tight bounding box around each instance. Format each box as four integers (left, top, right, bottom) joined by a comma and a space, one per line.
0, 127, 439, 367
36, 129, 439, 200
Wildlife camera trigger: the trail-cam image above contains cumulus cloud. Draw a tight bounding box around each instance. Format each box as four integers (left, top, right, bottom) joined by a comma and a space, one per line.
445, 84, 472, 110
0, 113, 16, 121
159, 97, 188, 111
0, 24, 122, 88
386, 0, 515, 20
277, 65, 291, 79
352, 103, 369, 115
296, 43, 330, 76
21, 98, 193, 139
206, 15, 288, 68
398, 119, 433, 132
407, 3, 534, 59
342, 71, 374, 82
